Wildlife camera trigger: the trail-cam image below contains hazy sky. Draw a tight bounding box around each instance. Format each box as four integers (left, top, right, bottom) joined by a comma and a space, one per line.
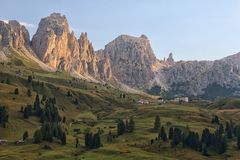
1, 0, 240, 61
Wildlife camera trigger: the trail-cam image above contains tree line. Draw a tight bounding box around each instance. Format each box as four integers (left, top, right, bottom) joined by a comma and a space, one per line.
30, 95, 67, 145
0, 106, 9, 128
84, 117, 135, 149
151, 115, 240, 156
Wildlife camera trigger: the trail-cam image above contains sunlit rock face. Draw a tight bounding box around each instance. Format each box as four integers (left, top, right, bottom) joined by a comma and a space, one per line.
99, 34, 159, 88
32, 13, 76, 70
31, 13, 112, 80
0, 20, 30, 49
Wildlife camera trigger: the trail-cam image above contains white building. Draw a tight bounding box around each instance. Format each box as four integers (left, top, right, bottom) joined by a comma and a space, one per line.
173, 97, 189, 103
138, 99, 150, 104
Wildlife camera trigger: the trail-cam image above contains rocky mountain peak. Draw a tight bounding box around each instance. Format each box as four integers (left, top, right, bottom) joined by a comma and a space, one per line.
30, 13, 112, 81
41, 13, 69, 36
100, 34, 157, 88
106, 34, 156, 63
31, 13, 75, 70
79, 32, 94, 60
0, 20, 30, 48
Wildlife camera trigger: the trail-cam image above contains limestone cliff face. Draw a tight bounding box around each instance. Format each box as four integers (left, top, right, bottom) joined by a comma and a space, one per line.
0, 20, 54, 71
31, 13, 112, 80
161, 53, 240, 97
99, 35, 158, 88
32, 13, 76, 70
0, 20, 30, 49
77, 32, 98, 76
96, 49, 113, 80
101, 33, 240, 97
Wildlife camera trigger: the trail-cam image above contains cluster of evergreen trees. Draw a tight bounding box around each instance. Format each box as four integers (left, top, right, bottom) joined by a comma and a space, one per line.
117, 117, 135, 136
21, 95, 59, 122
85, 131, 101, 149
0, 106, 9, 128
32, 96, 66, 145
40, 97, 60, 123
33, 122, 66, 145
151, 116, 240, 156
84, 117, 135, 149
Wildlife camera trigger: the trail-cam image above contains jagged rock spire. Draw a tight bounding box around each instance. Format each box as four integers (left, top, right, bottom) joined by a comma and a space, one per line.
167, 53, 174, 63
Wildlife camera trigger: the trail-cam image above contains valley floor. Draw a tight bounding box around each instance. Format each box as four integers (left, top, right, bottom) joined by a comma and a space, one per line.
1, 103, 240, 160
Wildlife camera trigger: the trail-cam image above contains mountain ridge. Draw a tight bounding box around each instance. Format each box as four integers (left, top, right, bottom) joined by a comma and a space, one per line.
1, 12, 240, 99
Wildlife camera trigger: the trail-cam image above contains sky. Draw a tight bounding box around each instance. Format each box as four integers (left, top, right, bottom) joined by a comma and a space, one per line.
1, 0, 240, 61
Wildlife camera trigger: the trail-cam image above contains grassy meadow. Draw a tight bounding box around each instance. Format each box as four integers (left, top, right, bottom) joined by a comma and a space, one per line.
0, 51, 240, 160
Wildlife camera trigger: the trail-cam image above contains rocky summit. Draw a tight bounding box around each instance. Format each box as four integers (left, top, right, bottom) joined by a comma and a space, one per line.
0, 12, 240, 99
31, 13, 112, 80
0, 20, 30, 49
98, 34, 158, 89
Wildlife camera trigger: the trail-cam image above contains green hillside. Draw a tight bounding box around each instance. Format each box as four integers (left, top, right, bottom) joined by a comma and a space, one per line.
0, 50, 240, 160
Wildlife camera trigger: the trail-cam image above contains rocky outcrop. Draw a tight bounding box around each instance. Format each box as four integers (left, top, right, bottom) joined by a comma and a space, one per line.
0, 20, 55, 71
96, 49, 113, 80
32, 13, 76, 70
77, 32, 98, 76
167, 53, 174, 63
0, 20, 30, 49
99, 34, 158, 88
31, 13, 112, 80
160, 53, 240, 98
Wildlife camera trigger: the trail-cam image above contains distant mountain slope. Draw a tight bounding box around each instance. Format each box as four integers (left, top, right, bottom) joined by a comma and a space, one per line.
161, 53, 240, 98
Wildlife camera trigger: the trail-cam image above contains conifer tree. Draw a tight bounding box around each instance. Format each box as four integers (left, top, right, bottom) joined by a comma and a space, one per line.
34, 94, 41, 116
211, 115, 220, 124
117, 119, 126, 135
67, 91, 72, 97
23, 131, 29, 141
61, 132, 66, 145
14, 88, 19, 95
154, 115, 160, 131
128, 117, 135, 133
219, 123, 224, 135
218, 135, 227, 154
92, 132, 101, 149
75, 137, 79, 148
236, 126, 240, 149
33, 129, 43, 144
202, 144, 209, 156
74, 98, 79, 105
6, 78, 10, 84
225, 121, 233, 139
23, 105, 32, 119
159, 126, 167, 141
172, 128, 182, 147
27, 89, 32, 97
85, 132, 92, 148
169, 127, 174, 140
0, 106, 8, 127
27, 75, 33, 83
201, 128, 211, 147
107, 131, 113, 142
125, 119, 129, 131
